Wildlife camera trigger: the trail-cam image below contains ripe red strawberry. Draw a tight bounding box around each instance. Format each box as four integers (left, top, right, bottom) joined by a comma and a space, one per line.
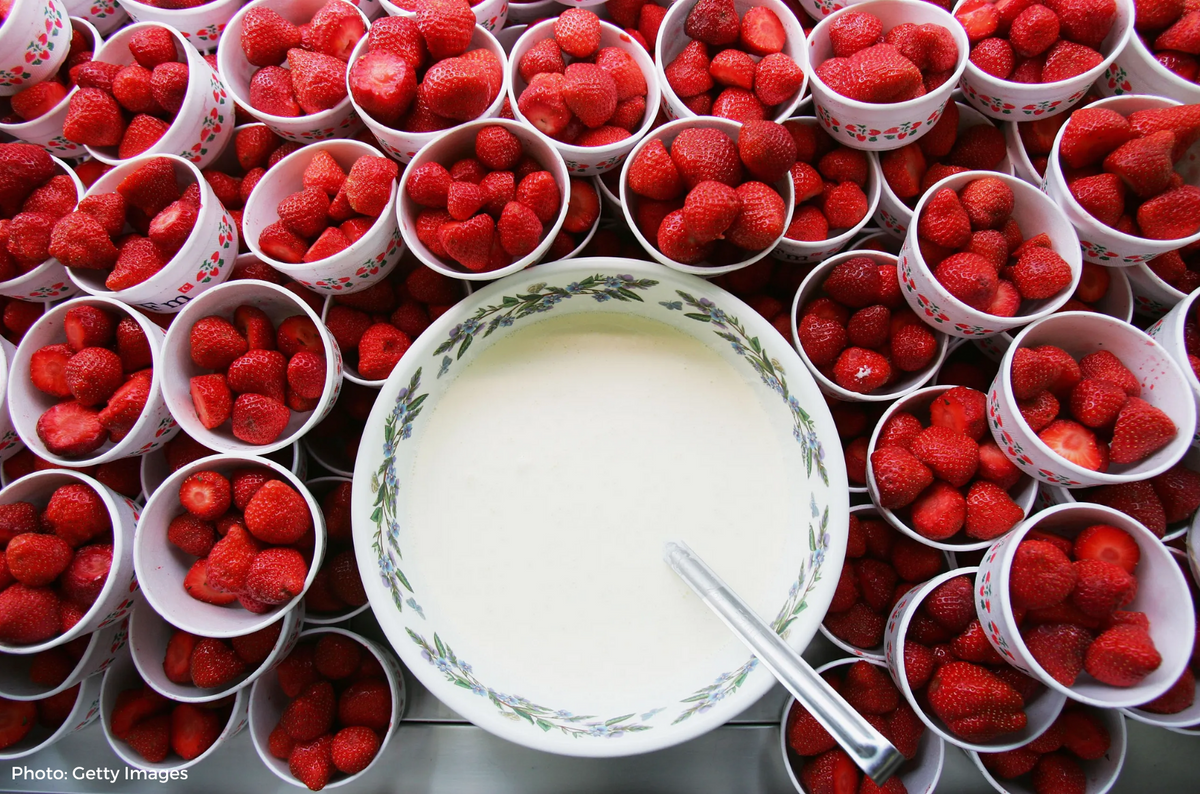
1070, 523, 1140, 576
168, 512, 217, 557
183, 558, 237, 605
343, 156, 397, 218
842, 660, 901, 716
189, 373, 233, 430
910, 480, 967, 540
786, 701, 836, 756
286, 48, 348, 115
822, 256, 882, 308
30, 344, 73, 398
1010, 539, 1076, 610
670, 128, 744, 191
1012, 246, 1072, 301
1042, 39, 1103, 81
964, 481, 1025, 540
870, 446, 934, 508
959, 177, 1014, 231
1049, 0, 1116, 47
190, 316, 249, 371
1085, 623, 1161, 686
829, 11, 884, 57
684, 0, 739, 46
37, 401, 108, 458
5, 533, 71, 587
328, 725, 379, 775
1018, 389, 1058, 432
231, 393, 290, 445
928, 386, 986, 441
1022, 623, 1092, 686
1091, 481, 1167, 537
241, 479, 310, 545
1057, 708, 1111, 759
722, 181, 783, 250
1069, 172, 1125, 227
1108, 397, 1176, 465
1066, 377, 1126, 430
1149, 464, 1200, 524
936, 252, 999, 310
347, 51, 416, 127
1059, 107, 1134, 169
245, 547, 308, 605
289, 733, 334, 791
797, 314, 848, 367
518, 37, 565, 84
421, 56, 498, 123
832, 347, 891, 394
338, 677, 392, 732
919, 188, 972, 248
105, 236, 166, 291
163, 630, 198, 685
554, 8, 602, 58
928, 661, 1028, 742
117, 157, 180, 217
190, 637, 247, 689
910, 425, 980, 487
0, 584, 61, 644
1071, 558, 1137, 618
1102, 130, 1177, 198
881, 145, 927, 199
311, 634, 361, 682
48, 211, 116, 271
180, 471, 232, 522
239, 7, 301, 68
823, 601, 886, 648
1011, 347, 1060, 400
62, 89, 123, 147
1138, 185, 1200, 240
249, 66, 301, 117
303, 0, 365, 61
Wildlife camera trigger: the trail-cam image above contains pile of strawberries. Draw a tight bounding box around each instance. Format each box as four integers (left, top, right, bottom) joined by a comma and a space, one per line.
1008, 522, 1163, 688
977, 705, 1113, 793
625, 123, 790, 264
871, 386, 1030, 542
828, 399, 886, 487
1009, 343, 1177, 471
324, 257, 462, 381
0, 144, 78, 283
62, 26, 191, 157
239, 0, 364, 119
956, 0, 1115, 84
0, 295, 43, 342
408, 124, 565, 272
268, 633, 393, 789
109, 676, 234, 763
917, 176, 1074, 316
906, 574, 1041, 742
1078, 460, 1200, 538
663, 0, 804, 121
0, 481, 113, 645
1146, 246, 1200, 293
824, 511, 949, 650
257, 153, 397, 265
187, 304, 327, 444
163, 620, 282, 690
797, 256, 940, 394
1058, 103, 1200, 240
782, 120, 873, 243
349, 1, 504, 134
30, 303, 154, 458
306, 381, 377, 473
880, 103, 1009, 205
1135, 0, 1200, 82
172, 466, 313, 613
0, 26, 93, 123
815, 10, 960, 104
0, 684, 83, 750
304, 481, 366, 618
516, 9, 649, 146
1016, 90, 1100, 179
786, 661, 925, 793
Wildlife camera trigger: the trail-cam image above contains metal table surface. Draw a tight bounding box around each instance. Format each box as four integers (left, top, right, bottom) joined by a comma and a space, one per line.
2, 611, 1195, 793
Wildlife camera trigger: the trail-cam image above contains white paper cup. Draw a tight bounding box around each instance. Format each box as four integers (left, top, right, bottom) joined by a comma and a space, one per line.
781, 656, 946, 794
8, 296, 178, 466
140, 436, 304, 504
0, 672, 104, 761
101, 647, 249, 771
398, 117, 569, 280
0, 338, 21, 463
975, 502, 1194, 708
134, 453, 325, 637
248, 626, 406, 789
0, 0, 72, 97
0, 154, 84, 303
955, 0, 1131, 121
159, 280, 342, 455
620, 116, 795, 275
116, 0, 244, 52
86, 23, 233, 167
987, 312, 1196, 488
379, 0, 506, 31
242, 139, 403, 295
790, 252, 949, 402
806, 0, 967, 151
64, 0, 128, 36
129, 596, 304, 703
0, 617, 127, 700
495, 23, 526, 54
884, 566, 1067, 752
966, 706, 1127, 794
866, 384, 1037, 551
0, 16, 100, 157
1097, 23, 1200, 104
67, 154, 238, 314
657, 0, 809, 125
899, 171, 1081, 339
300, 476, 371, 625
1045, 94, 1200, 267
0, 470, 140, 654
874, 102, 1014, 240
350, 25, 507, 162
510, 19, 659, 175
217, 0, 367, 143
1126, 262, 1186, 320
1003, 120, 1043, 187
1145, 288, 1200, 447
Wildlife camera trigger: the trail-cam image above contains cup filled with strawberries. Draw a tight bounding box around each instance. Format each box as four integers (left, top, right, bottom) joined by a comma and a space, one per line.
0, 0, 74, 98
1096, 0, 1200, 102
1146, 290, 1200, 445
0, 672, 105, 760
301, 478, 369, 625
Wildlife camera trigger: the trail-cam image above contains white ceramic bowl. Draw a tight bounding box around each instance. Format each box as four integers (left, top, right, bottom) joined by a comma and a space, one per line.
100, 648, 249, 772
0, 0, 72, 96
248, 626, 406, 788
0, 672, 104, 760
67, 154, 238, 314
0, 617, 127, 700
807, 0, 969, 151
128, 596, 304, 702
134, 453, 325, 637
242, 139, 404, 295
0, 154, 84, 303
8, 295, 178, 466
987, 312, 1196, 488
884, 566, 1067, 752
350, 256, 848, 757
398, 118, 570, 281
899, 171, 1082, 339
0, 470, 140, 654
1145, 290, 1200, 447
975, 502, 1194, 708
620, 117, 795, 275
159, 279, 343, 455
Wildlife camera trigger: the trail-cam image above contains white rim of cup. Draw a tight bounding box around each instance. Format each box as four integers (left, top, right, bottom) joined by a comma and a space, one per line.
996, 311, 1197, 485
0, 470, 135, 655
976, 502, 1194, 709
138, 434, 304, 504
779, 656, 947, 794
0, 671, 104, 761
158, 279, 341, 455
7, 295, 173, 467
133, 453, 325, 638
100, 647, 249, 772
396, 117, 571, 281
0, 155, 85, 299
619, 116, 796, 274
888, 566, 1067, 752
247, 626, 406, 789
0, 617, 126, 701
128, 595, 304, 703
1125, 21, 1200, 100
300, 475, 370, 625
789, 251, 950, 403
0, 16, 101, 142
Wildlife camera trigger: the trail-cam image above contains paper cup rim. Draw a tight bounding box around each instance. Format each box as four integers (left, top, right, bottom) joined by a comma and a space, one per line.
0, 673, 102, 760
0, 154, 85, 293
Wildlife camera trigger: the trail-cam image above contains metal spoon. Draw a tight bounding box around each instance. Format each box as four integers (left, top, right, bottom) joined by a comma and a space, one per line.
664, 541, 904, 785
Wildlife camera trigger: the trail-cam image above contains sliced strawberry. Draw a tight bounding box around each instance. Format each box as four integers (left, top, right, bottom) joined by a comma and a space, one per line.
190, 374, 233, 430
163, 630, 198, 685
1073, 523, 1140, 574
183, 558, 238, 606
30, 344, 74, 397
1038, 419, 1108, 472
